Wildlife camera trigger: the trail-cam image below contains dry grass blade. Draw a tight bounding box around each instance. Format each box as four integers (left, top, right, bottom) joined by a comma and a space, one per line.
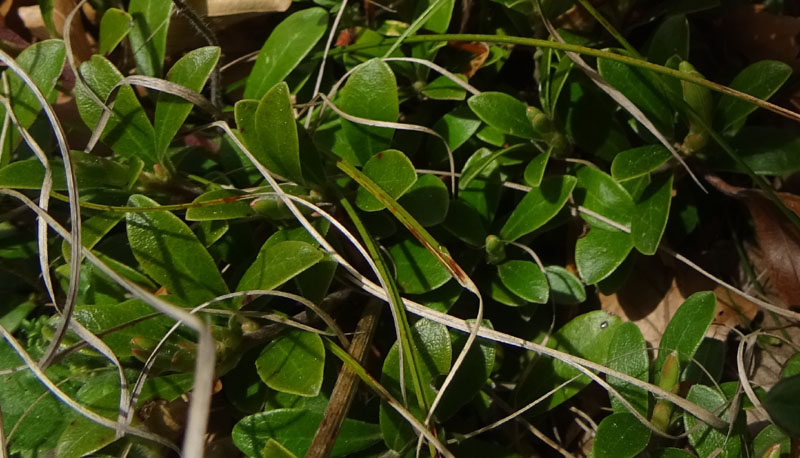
382, 57, 481, 95
0, 189, 214, 458
304, 0, 348, 128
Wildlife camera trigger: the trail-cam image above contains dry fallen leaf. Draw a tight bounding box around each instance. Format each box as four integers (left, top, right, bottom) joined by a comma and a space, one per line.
707, 175, 800, 308
446, 41, 489, 78
18, 0, 93, 62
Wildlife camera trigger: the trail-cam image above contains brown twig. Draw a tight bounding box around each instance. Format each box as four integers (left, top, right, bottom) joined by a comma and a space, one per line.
307, 300, 382, 458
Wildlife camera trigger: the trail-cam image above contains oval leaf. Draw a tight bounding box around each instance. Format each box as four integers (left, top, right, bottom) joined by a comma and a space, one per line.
253, 82, 303, 183
545, 265, 586, 305
237, 240, 324, 293
606, 322, 649, 415
632, 174, 673, 255
576, 225, 634, 284
611, 145, 672, 182
232, 408, 381, 457
398, 174, 449, 227
126, 194, 229, 305
389, 238, 452, 294
763, 374, 800, 436
684, 385, 742, 458
338, 59, 399, 165
498, 260, 549, 304
98, 8, 132, 55
654, 291, 716, 381
244, 8, 328, 99
499, 175, 577, 241
256, 329, 325, 397
716, 60, 792, 134
575, 166, 635, 227
128, 0, 172, 76
154, 46, 220, 157
467, 92, 536, 139
593, 413, 650, 458
355, 149, 417, 211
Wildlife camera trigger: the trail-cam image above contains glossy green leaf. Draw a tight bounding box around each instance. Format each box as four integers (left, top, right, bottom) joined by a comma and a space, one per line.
763, 374, 800, 436
722, 127, 800, 175
607, 322, 649, 415
460, 144, 527, 190
545, 265, 586, 305
564, 78, 631, 161
499, 175, 577, 241
61, 212, 124, 263
575, 165, 635, 227
128, 0, 172, 76
523, 150, 550, 187
753, 424, 790, 458
0, 153, 140, 191
782, 353, 800, 378
518, 311, 621, 412
422, 74, 467, 100
430, 104, 482, 162
611, 145, 672, 181
443, 199, 488, 246
716, 60, 792, 134
154, 46, 220, 157
435, 325, 496, 420
232, 408, 381, 457
4, 39, 65, 130
262, 439, 297, 458
380, 319, 451, 450
498, 260, 549, 303
256, 329, 325, 397
467, 92, 537, 139
654, 291, 716, 381
398, 173, 449, 226
652, 449, 698, 458
593, 413, 650, 458
253, 82, 304, 183
646, 15, 689, 64
75, 55, 156, 163
73, 300, 172, 358
597, 51, 675, 136
476, 126, 503, 146
576, 226, 634, 284
632, 174, 673, 255
684, 338, 725, 384
338, 59, 399, 165
186, 189, 253, 221
126, 194, 229, 305
98, 8, 132, 55
237, 240, 324, 294
244, 8, 328, 99
356, 149, 417, 211
389, 237, 452, 294
459, 148, 504, 222
684, 385, 742, 458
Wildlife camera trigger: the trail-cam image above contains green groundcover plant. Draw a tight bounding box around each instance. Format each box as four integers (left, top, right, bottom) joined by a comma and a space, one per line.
0, 0, 799, 457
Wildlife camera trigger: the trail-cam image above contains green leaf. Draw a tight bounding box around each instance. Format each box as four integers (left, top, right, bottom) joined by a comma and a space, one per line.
262, 439, 298, 458
545, 265, 586, 305
576, 226, 633, 284
98, 8, 132, 55
523, 150, 550, 187
237, 240, 324, 294
654, 291, 716, 382
753, 424, 790, 458
652, 449, 698, 458
244, 8, 328, 99
467, 92, 537, 139
575, 164, 635, 228
646, 15, 689, 64
389, 237, 452, 294
430, 104, 482, 162
61, 212, 124, 262
75, 55, 156, 164
73, 300, 172, 358
126, 194, 229, 305
154, 46, 220, 157
232, 408, 381, 457
0, 152, 141, 190
593, 413, 650, 458
597, 51, 675, 136
128, 0, 172, 76
498, 260, 549, 304
564, 78, 631, 161
435, 325, 496, 420
185, 189, 254, 221
256, 329, 325, 397
499, 175, 577, 241
611, 145, 672, 181
460, 144, 527, 190
782, 353, 800, 378
443, 199, 488, 247
398, 174, 450, 227
684, 385, 742, 458
606, 322, 649, 415
722, 127, 800, 175
632, 174, 673, 255
716, 60, 792, 134
518, 311, 620, 413
356, 149, 417, 211
763, 374, 800, 436
338, 59, 399, 165
380, 319, 451, 450
422, 74, 467, 100
684, 338, 725, 384
251, 82, 304, 183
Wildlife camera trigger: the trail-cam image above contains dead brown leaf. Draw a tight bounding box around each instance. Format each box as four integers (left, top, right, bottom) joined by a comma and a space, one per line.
446, 41, 489, 78
18, 0, 93, 62
707, 175, 800, 308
